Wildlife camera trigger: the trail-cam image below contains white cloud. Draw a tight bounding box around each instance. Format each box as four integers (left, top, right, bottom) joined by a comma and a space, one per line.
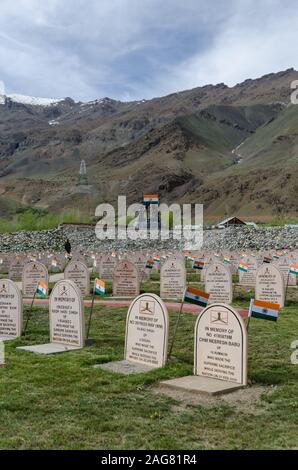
0, 0, 296, 101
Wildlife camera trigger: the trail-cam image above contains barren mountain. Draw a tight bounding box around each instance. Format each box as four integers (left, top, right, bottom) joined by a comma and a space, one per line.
0, 68, 297, 222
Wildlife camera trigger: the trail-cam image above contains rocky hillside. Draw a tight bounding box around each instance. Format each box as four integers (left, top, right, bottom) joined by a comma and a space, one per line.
0, 68, 297, 221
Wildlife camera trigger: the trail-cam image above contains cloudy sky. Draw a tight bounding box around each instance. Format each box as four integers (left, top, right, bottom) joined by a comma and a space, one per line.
0, 0, 297, 102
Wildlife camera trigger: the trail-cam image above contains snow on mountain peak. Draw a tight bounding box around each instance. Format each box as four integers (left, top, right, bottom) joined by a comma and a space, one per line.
5, 94, 64, 106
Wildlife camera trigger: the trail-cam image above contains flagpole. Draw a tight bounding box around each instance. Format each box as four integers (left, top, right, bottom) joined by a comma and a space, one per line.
284, 270, 290, 307
246, 298, 253, 333
86, 282, 96, 340
23, 290, 37, 335
168, 288, 186, 359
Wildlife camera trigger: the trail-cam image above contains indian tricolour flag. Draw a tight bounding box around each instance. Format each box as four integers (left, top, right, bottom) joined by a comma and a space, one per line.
143, 194, 159, 204
153, 255, 161, 263
184, 286, 209, 307
36, 281, 48, 298
224, 257, 231, 265
193, 260, 204, 270
94, 278, 105, 295
248, 299, 280, 322
146, 260, 154, 269
273, 251, 282, 260
51, 258, 58, 268
289, 265, 298, 276
238, 261, 248, 272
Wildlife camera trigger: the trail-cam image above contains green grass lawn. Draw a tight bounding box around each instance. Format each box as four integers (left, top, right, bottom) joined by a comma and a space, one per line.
0, 285, 297, 450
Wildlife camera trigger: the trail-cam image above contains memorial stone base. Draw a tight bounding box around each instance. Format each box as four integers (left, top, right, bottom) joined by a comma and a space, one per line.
94, 359, 156, 375
160, 376, 246, 396
0, 336, 17, 341
17, 343, 82, 355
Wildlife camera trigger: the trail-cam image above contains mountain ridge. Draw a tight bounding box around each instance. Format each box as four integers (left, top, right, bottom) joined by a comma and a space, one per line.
0, 68, 298, 222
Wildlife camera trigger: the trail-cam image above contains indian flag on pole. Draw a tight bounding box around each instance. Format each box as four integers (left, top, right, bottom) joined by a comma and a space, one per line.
146, 260, 154, 269
94, 278, 105, 295
184, 286, 210, 307
193, 260, 204, 270
36, 281, 48, 298
143, 194, 159, 204
238, 261, 248, 272
249, 299, 280, 322
289, 265, 298, 276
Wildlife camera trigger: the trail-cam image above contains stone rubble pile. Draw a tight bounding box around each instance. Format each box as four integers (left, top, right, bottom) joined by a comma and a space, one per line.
0, 224, 297, 253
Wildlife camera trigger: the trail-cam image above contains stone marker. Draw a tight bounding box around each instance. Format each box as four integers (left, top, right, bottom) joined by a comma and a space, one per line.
160, 256, 186, 300
64, 260, 90, 296
160, 303, 247, 395
9, 258, 25, 281
17, 280, 85, 354
0, 255, 10, 274
255, 264, 285, 307
0, 279, 22, 340
113, 260, 140, 297
22, 261, 49, 297
99, 254, 118, 281
95, 293, 169, 374
275, 256, 297, 286
239, 256, 259, 286
205, 262, 233, 304
134, 252, 150, 280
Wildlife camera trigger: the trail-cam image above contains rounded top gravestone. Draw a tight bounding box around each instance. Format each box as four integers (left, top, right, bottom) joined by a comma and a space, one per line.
22, 261, 49, 297
205, 262, 233, 304
99, 254, 118, 281
49, 280, 85, 348
125, 293, 169, 368
239, 256, 259, 286
0, 279, 23, 339
194, 303, 247, 385
255, 264, 285, 308
9, 258, 25, 281
275, 255, 297, 286
160, 256, 186, 300
64, 260, 90, 296
113, 260, 140, 297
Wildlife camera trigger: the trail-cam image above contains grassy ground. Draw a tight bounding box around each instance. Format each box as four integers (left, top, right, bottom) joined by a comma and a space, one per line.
0, 280, 297, 450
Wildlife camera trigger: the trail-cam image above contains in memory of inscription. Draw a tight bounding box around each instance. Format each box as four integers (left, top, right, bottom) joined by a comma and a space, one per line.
50, 280, 85, 348
255, 264, 285, 308
125, 293, 169, 368
0, 279, 22, 340
64, 260, 90, 296
22, 261, 49, 297
194, 304, 247, 385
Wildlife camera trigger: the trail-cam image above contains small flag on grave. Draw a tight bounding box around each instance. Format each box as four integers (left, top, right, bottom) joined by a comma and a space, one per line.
193, 260, 204, 270
289, 265, 298, 276
94, 278, 105, 295
143, 194, 159, 204
263, 256, 272, 264
36, 281, 48, 298
224, 257, 231, 265
238, 260, 248, 272
248, 299, 280, 322
153, 255, 161, 263
51, 258, 58, 268
273, 251, 282, 260
184, 286, 210, 307
146, 260, 154, 269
